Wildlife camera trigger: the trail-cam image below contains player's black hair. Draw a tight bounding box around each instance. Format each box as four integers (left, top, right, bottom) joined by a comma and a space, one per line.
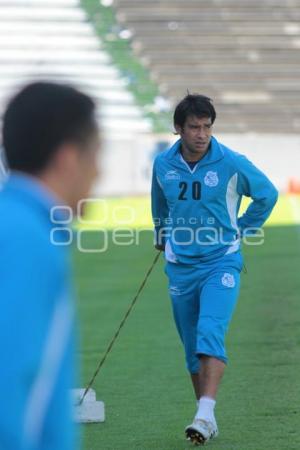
2, 81, 97, 174
173, 93, 216, 128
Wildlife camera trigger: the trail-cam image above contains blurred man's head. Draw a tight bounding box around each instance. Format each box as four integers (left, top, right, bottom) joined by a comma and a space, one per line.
2, 81, 100, 210
174, 94, 216, 158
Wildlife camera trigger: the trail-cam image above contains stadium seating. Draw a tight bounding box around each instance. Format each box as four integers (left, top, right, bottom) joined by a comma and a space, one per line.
113, 0, 300, 133
0, 0, 151, 136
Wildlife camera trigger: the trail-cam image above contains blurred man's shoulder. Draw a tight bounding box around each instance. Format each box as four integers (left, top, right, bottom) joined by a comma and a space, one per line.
0, 188, 61, 262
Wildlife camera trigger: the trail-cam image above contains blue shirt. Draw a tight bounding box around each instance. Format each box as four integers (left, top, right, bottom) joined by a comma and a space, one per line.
186, 160, 199, 170
0, 173, 76, 450
151, 137, 278, 264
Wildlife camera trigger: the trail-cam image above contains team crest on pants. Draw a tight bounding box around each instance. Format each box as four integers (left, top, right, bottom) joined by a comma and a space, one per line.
204, 171, 219, 187
221, 273, 235, 288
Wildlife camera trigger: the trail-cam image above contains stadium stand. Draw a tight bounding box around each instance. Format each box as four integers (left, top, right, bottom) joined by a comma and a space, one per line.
0, 0, 151, 136
113, 0, 300, 133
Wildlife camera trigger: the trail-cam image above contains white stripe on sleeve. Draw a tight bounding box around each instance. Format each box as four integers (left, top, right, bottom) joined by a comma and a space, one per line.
23, 297, 73, 448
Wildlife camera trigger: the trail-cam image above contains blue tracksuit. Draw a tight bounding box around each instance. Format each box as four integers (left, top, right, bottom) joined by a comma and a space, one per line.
0, 173, 77, 450
151, 137, 278, 372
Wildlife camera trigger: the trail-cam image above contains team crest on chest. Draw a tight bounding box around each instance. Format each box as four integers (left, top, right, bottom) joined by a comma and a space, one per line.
204, 171, 219, 187
165, 170, 181, 181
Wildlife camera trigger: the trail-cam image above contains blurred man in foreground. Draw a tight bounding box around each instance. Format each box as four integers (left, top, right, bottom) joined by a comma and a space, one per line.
0, 82, 100, 450
0, 146, 7, 187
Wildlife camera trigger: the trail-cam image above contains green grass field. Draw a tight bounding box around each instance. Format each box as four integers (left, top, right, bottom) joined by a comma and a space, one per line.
73, 223, 300, 450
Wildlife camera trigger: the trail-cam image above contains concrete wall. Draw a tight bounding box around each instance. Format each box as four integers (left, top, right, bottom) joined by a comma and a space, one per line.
93, 132, 300, 196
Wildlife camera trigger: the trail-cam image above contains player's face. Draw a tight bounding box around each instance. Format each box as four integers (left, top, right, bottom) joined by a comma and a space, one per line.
72, 131, 101, 213
176, 115, 213, 158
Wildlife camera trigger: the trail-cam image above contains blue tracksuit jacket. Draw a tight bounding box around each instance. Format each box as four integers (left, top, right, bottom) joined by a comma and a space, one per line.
0, 173, 77, 450
151, 137, 278, 264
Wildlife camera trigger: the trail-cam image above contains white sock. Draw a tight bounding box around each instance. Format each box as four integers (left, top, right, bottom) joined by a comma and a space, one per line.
195, 396, 216, 423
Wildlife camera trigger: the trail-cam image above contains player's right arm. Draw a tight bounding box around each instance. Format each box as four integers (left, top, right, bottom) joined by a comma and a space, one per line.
151, 159, 169, 251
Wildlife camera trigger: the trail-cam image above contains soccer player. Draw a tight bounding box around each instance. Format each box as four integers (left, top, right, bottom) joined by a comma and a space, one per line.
0, 82, 100, 450
151, 94, 278, 445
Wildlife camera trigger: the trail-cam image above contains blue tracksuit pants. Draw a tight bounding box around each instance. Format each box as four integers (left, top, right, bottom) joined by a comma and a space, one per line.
165, 251, 243, 373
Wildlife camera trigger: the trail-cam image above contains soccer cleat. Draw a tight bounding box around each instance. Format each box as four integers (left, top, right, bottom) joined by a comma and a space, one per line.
185, 418, 218, 445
